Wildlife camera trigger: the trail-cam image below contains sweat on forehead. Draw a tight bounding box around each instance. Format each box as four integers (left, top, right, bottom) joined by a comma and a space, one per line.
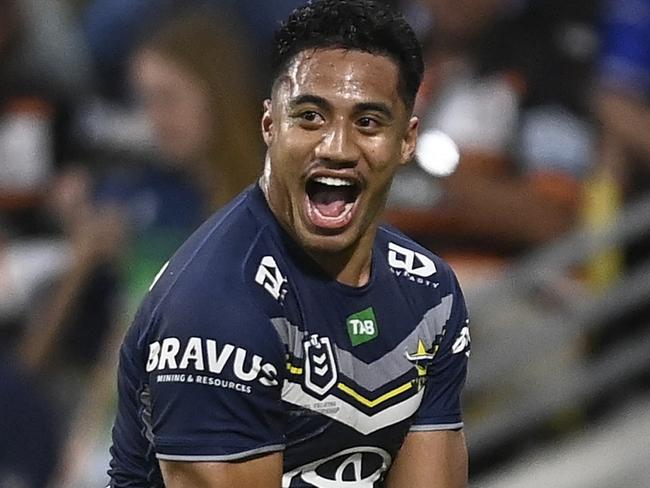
271, 48, 401, 100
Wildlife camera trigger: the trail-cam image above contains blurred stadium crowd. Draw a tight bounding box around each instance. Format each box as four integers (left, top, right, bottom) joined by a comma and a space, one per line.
0, 0, 648, 486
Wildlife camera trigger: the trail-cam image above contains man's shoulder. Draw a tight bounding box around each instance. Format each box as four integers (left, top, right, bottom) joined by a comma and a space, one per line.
137, 188, 286, 331
157, 192, 256, 282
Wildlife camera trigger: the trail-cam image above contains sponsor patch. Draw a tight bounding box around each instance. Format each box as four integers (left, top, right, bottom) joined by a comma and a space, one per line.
145, 337, 279, 391
388, 242, 436, 278
346, 307, 379, 346
283, 446, 391, 487
255, 255, 287, 301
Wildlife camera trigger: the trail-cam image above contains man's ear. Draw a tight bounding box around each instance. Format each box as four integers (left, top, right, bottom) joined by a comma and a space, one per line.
400, 116, 419, 165
261, 99, 273, 147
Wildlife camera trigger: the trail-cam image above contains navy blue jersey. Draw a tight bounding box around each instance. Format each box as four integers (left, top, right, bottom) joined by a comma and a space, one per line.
108, 184, 470, 487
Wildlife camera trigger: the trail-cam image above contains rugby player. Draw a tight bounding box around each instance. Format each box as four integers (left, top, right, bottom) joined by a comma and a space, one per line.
108, 1, 471, 486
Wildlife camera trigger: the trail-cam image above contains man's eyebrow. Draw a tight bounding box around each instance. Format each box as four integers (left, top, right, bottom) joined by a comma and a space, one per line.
355, 102, 394, 118
289, 94, 331, 110
288, 96, 394, 118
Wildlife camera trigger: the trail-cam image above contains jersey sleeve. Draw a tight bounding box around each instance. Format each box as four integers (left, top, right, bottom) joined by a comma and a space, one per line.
411, 266, 470, 431
144, 279, 287, 462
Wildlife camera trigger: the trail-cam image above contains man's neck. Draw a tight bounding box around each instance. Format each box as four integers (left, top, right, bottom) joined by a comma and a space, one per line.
305, 231, 375, 288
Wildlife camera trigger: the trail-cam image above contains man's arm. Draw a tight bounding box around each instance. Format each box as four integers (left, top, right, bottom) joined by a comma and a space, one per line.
160, 452, 283, 488
385, 430, 468, 488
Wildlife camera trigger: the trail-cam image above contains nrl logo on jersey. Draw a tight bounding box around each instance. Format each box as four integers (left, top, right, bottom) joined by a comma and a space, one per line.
255, 255, 288, 301
303, 334, 338, 398
387, 242, 438, 288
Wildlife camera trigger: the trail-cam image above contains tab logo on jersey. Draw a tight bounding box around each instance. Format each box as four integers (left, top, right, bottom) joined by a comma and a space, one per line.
283, 446, 391, 488
303, 334, 338, 397
346, 308, 379, 346
255, 255, 287, 301
145, 337, 279, 387
388, 242, 436, 278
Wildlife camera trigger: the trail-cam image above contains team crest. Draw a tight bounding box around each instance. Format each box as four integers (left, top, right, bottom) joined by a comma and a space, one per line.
303, 334, 338, 397
405, 339, 437, 389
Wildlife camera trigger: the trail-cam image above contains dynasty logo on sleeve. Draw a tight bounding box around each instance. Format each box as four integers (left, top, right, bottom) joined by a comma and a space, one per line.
387, 242, 438, 288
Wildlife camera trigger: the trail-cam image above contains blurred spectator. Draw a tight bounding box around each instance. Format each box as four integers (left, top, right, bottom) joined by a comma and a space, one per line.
0, 0, 92, 101
17, 4, 262, 362
18, 7, 265, 378
18, 169, 125, 375
594, 0, 650, 216
82, 0, 174, 99
388, 0, 599, 287
81, 0, 307, 98
0, 0, 94, 338
0, 3, 91, 483
0, 350, 62, 488
0, 0, 87, 397
588, 0, 650, 283
36, 9, 265, 485
0, 0, 92, 190
586, 0, 650, 349
77, 8, 266, 304
129, 9, 264, 211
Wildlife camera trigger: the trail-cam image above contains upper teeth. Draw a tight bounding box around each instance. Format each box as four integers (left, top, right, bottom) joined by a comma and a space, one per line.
313, 176, 353, 187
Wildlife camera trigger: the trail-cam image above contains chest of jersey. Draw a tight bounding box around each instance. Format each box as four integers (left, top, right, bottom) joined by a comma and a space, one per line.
276, 266, 444, 487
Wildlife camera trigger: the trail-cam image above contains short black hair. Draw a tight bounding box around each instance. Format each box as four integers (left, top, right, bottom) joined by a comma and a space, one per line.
272, 0, 424, 109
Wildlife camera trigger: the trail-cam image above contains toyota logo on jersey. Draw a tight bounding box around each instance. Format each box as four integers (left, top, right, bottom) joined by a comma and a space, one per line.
283, 447, 392, 487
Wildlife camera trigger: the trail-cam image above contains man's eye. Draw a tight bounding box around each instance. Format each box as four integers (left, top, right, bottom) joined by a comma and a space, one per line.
357, 117, 379, 129
301, 111, 321, 122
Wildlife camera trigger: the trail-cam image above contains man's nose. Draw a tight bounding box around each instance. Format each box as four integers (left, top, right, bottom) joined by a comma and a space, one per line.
314, 120, 359, 164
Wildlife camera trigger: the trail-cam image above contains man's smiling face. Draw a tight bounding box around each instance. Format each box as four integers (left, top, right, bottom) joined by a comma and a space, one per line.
262, 48, 418, 255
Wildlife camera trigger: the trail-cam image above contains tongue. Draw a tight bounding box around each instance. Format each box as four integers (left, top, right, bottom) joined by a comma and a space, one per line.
312, 188, 348, 217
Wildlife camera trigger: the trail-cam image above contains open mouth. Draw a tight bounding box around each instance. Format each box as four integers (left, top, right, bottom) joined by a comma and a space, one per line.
305, 175, 362, 230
